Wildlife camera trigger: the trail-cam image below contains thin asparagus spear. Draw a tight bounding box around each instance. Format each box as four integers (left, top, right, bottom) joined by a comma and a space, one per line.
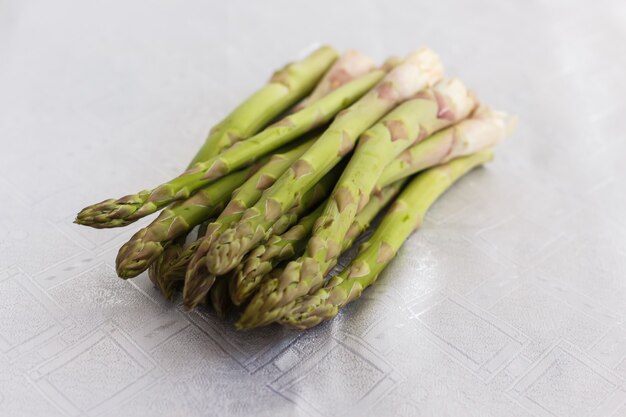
206, 49, 445, 276
75, 70, 386, 229
231, 180, 406, 306
236, 78, 475, 327
279, 151, 494, 329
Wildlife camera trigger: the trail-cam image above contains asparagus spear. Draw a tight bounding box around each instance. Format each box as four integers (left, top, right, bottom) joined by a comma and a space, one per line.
235, 78, 475, 326
231, 180, 406, 306
279, 151, 494, 329
75, 69, 385, 229
206, 48, 444, 276
190, 46, 338, 164
377, 105, 514, 188
115, 165, 257, 279
183, 163, 342, 309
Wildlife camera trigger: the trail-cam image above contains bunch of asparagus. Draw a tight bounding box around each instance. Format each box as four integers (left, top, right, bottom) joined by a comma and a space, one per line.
76, 46, 514, 330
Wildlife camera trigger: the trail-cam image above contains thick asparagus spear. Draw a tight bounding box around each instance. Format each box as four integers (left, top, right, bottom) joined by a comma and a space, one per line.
75, 69, 385, 229
231, 180, 406, 306
190, 46, 338, 164
183, 163, 342, 309
115, 165, 258, 279
235, 78, 474, 326
377, 105, 514, 188
279, 151, 494, 329
206, 49, 444, 276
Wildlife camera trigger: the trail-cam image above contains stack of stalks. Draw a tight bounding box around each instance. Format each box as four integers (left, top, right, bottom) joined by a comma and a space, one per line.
76, 46, 514, 330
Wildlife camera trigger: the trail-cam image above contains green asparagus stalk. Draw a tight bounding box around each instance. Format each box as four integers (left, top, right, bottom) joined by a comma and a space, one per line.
75, 69, 386, 229
376, 105, 514, 188
115, 165, 258, 279
231, 180, 406, 306
235, 78, 475, 327
206, 48, 445, 276
279, 151, 494, 329
182, 162, 342, 309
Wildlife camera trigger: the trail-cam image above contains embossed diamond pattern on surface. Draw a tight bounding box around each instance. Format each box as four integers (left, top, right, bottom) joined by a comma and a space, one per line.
1, 1, 626, 416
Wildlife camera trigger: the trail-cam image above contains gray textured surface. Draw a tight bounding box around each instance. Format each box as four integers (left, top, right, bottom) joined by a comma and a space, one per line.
1, 1, 626, 416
